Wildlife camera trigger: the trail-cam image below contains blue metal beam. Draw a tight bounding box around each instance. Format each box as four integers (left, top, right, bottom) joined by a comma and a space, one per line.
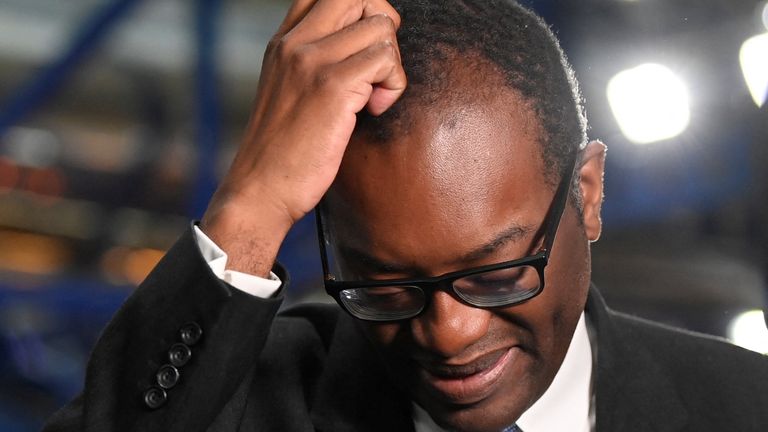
191, 0, 222, 218
0, 0, 144, 137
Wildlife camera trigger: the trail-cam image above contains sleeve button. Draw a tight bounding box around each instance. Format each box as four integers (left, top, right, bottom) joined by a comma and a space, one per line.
168, 343, 192, 367
179, 322, 203, 346
156, 364, 180, 389
143, 387, 167, 409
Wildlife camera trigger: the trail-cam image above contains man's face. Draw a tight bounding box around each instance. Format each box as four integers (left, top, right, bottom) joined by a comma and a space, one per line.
326, 78, 600, 431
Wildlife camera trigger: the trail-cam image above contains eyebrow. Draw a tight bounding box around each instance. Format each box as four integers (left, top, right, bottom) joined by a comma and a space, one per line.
337, 246, 417, 275
458, 222, 536, 263
338, 222, 536, 275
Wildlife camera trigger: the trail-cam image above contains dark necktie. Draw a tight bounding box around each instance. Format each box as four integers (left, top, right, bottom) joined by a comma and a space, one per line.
501, 425, 523, 432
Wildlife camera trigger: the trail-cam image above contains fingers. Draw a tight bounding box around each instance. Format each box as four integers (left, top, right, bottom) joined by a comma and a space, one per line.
312, 13, 400, 64
290, 0, 400, 44
269, 0, 406, 118
367, 77, 407, 116
275, 0, 317, 38
328, 40, 407, 115
369, 0, 400, 28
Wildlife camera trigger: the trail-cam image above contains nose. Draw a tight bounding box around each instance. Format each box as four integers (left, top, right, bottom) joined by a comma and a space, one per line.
410, 290, 492, 359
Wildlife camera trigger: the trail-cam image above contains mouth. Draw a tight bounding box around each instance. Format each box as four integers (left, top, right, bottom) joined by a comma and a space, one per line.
419, 347, 518, 405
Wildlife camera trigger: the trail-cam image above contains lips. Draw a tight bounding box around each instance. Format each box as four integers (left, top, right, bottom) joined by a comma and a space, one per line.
418, 347, 518, 405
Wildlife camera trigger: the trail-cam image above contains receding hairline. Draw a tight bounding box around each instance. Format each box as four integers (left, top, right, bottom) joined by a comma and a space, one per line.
356, 0, 588, 190
352, 48, 555, 190
355, 48, 544, 143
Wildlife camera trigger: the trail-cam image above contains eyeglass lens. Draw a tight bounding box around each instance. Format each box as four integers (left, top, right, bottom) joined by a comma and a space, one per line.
338, 264, 541, 321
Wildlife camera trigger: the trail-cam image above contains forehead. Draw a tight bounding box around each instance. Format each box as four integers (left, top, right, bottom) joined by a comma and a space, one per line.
327, 88, 553, 270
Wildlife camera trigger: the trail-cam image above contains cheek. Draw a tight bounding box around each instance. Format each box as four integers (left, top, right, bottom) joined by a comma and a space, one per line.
550, 212, 591, 314
360, 322, 402, 347
539, 210, 591, 339
500, 209, 591, 353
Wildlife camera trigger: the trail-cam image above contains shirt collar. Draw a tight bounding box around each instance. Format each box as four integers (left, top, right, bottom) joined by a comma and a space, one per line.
413, 312, 594, 432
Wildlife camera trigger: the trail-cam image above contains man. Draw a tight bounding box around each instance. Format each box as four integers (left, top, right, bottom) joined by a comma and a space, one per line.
44, 0, 768, 431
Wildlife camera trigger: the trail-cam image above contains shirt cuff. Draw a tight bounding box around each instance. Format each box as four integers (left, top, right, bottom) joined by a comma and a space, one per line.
193, 225, 283, 298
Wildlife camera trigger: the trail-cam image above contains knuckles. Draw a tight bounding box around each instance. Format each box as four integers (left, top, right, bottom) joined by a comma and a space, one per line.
265, 34, 285, 58
289, 44, 319, 76
368, 40, 396, 62
368, 13, 397, 35
269, 34, 299, 64
360, 13, 397, 47
364, 0, 401, 29
262, 4, 403, 98
266, 34, 337, 96
267, 34, 319, 80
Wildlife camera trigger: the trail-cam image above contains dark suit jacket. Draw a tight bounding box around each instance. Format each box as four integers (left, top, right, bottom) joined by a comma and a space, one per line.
43, 227, 768, 431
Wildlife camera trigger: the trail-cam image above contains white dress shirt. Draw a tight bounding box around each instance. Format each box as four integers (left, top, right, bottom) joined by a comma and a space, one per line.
194, 226, 282, 297
193, 226, 595, 432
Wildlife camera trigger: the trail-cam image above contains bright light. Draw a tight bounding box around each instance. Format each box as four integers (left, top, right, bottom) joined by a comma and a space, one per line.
739, 33, 768, 107
762, 2, 768, 30
606, 63, 690, 145
728, 310, 768, 354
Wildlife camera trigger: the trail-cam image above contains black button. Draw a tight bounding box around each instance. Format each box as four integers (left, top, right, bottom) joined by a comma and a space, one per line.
144, 387, 167, 409
168, 343, 192, 367
156, 364, 180, 389
179, 322, 202, 346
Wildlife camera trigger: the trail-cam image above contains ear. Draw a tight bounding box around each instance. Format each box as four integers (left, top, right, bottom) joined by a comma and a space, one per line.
578, 140, 607, 242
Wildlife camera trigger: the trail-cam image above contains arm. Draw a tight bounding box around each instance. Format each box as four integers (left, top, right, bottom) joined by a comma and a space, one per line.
43, 0, 406, 430
43, 225, 284, 432
199, 0, 406, 277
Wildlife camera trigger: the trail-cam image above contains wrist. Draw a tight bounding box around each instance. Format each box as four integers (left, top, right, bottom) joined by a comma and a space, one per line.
200, 187, 294, 277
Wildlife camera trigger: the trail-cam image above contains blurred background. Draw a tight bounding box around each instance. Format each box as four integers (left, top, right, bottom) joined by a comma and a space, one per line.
0, 0, 765, 429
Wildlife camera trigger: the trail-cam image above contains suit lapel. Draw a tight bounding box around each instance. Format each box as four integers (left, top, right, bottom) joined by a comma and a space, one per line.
310, 314, 415, 432
587, 287, 688, 432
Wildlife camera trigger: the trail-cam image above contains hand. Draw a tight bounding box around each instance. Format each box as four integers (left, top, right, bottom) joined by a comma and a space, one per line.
200, 0, 407, 277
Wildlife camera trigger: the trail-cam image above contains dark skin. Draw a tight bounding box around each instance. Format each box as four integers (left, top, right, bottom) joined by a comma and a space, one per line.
200, 0, 607, 430
329, 81, 606, 431
201, 0, 406, 271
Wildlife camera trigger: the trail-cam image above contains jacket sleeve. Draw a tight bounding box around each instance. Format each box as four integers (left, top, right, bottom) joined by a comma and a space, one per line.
42, 225, 285, 432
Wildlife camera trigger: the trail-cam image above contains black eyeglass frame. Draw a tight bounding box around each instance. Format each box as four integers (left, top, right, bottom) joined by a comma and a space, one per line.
315, 152, 579, 321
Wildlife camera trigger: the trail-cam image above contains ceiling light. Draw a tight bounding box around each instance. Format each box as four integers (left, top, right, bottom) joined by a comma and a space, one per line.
728, 310, 768, 354
606, 63, 691, 145
739, 33, 768, 108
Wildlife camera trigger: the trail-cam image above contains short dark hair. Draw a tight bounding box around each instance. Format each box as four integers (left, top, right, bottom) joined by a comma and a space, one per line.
355, 0, 588, 187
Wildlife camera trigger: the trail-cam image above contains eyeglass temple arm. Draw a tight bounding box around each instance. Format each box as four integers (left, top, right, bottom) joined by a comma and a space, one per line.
542, 153, 578, 256
316, 151, 579, 275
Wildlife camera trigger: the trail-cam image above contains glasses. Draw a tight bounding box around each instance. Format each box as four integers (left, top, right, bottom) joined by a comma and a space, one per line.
316, 156, 577, 322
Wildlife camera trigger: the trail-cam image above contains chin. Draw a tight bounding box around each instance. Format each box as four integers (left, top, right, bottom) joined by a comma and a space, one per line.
414, 377, 541, 432
424, 399, 525, 432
